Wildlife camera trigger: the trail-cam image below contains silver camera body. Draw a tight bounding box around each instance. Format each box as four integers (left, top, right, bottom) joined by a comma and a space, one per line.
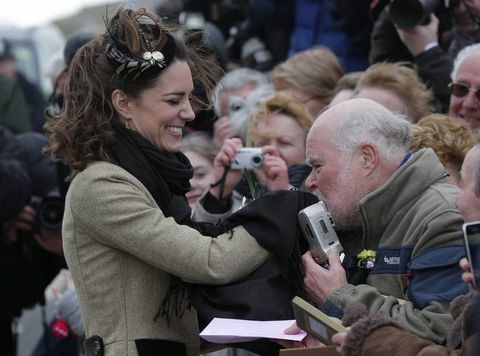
230, 147, 263, 170
298, 201, 342, 265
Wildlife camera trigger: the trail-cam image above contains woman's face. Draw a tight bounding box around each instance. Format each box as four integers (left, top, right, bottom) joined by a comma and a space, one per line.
253, 113, 306, 167
128, 60, 195, 152
184, 150, 215, 207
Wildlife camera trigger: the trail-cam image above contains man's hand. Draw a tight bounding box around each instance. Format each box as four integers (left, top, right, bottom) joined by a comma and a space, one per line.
302, 249, 347, 305
396, 13, 439, 56
459, 257, 474, 284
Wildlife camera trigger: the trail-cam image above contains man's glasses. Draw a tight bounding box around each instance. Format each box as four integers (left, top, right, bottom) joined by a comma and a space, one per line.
449, 83, 480, 100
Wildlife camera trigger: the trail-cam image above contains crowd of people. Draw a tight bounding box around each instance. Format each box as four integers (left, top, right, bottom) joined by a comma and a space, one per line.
1, 1, 480, 356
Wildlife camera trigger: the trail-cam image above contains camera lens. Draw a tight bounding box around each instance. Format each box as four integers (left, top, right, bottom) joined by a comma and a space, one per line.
251, 155, 263, 167
37, 197, 64, 231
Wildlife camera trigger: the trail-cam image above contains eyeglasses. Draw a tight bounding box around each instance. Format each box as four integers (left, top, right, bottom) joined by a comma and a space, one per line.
449, 83, 480, 100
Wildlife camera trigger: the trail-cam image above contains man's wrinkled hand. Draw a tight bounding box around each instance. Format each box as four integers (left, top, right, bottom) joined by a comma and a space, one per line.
302, 248, 347, 305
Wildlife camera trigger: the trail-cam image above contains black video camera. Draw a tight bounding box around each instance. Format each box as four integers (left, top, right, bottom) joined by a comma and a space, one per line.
389, 0, 460, 29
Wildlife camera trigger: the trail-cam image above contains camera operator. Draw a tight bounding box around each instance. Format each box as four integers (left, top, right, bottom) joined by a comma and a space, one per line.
370, 0, 480, 111
0, 126, 66, 355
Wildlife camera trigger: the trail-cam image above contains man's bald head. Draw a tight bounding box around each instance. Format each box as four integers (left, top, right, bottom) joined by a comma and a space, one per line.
304, 99, 413, 230
308, 98, 412, 161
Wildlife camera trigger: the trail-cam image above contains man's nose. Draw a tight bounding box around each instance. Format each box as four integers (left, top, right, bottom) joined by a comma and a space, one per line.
304, 172, 317, 191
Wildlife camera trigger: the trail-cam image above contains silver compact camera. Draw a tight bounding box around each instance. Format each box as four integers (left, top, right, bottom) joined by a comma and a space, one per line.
230, 147, 263, 170
298, 201, 342, 265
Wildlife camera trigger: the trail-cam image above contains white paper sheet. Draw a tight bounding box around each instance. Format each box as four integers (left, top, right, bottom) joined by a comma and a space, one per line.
200, 318, 307, 344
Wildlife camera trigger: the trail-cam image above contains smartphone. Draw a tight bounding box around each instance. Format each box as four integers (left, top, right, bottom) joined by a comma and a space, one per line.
462, 221, 480, 289
298, 201, 342, 265
292, 296, 347, 345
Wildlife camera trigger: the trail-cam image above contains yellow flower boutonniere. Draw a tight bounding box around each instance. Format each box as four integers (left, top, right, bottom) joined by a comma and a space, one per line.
357, 249, 376, 269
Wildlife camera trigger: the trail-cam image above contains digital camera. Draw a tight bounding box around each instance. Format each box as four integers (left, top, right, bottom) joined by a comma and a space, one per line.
230, 147, 263, 170
298, 201, 342, 265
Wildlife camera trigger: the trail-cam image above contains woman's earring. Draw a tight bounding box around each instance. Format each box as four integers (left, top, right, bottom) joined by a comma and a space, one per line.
125, 119, 132, 130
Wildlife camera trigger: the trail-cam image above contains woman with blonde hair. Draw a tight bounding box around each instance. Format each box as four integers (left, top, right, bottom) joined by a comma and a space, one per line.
194, 92, 315, 222
355, 62, 434, 123
412, 114, 478, 185
271, 47, 343, 117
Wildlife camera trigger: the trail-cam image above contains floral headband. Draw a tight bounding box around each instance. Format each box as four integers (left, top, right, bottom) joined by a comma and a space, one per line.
105, 15, 176, 81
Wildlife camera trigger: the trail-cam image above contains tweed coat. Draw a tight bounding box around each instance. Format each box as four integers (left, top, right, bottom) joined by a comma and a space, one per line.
62, 161, 270, 356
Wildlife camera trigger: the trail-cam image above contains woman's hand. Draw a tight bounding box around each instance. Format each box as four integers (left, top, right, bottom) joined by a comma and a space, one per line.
331, 332, 348, 355
283, 323, 326, 348
210, 138, 243, 200
261, 145, 289, 191
212, 116, 234, 149
272, 322, 326, 349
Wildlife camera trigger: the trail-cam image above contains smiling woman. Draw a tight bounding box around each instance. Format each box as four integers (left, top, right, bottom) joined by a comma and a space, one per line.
42, 8, 274, 356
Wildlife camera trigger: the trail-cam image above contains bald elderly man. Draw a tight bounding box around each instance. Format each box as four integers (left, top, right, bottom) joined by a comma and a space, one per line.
302, 98, 467, 344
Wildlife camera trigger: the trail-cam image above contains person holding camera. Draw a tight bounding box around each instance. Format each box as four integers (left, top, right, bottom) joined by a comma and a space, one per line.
44, 8, 321, 356
0, 125, 66, 355
370, 0, 480, 111
192, 92, 314, 222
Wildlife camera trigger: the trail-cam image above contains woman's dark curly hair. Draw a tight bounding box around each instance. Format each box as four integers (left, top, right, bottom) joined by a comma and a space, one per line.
44, 7, 221, 178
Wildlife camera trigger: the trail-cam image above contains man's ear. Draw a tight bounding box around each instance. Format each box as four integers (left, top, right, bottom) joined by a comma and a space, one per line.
358, 143, 378, 176
111, 89, 132, 119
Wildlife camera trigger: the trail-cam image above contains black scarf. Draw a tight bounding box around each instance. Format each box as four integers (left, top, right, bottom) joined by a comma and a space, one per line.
111, 120, 194, 223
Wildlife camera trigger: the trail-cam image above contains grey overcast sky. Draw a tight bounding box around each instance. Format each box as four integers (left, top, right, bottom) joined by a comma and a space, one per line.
1, 0, 123, 28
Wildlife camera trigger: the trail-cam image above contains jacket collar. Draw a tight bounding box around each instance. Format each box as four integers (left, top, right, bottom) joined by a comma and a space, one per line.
357, 148, 449, 249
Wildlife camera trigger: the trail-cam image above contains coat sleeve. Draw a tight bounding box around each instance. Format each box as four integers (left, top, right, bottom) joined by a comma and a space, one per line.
323, 240, 468, 344
67, 166, 270, 285
343, 316, 465, 356
324, 284, 456, 344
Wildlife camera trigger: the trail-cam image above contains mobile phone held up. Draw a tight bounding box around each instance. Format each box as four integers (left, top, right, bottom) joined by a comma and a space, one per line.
462, 221, 480, 289
298, 201, 343, 267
